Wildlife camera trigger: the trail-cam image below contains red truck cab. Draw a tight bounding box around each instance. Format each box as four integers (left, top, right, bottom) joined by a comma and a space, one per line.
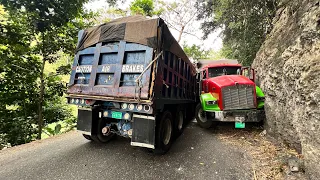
196, 60, 265, 128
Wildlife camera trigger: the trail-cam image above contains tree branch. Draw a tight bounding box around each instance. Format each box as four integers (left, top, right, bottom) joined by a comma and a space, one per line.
11, 64, 34, 72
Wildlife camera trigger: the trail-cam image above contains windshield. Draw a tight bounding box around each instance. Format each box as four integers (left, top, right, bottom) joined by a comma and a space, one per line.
208, 66, 241, 78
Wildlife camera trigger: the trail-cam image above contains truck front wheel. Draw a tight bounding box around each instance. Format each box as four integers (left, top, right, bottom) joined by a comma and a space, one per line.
155, 111, 173, 154
195, 103, 212, 128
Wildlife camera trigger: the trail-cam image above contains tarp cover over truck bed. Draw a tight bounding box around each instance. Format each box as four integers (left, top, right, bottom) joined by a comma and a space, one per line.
76, 16, 189, 63
68, 16, 195, 101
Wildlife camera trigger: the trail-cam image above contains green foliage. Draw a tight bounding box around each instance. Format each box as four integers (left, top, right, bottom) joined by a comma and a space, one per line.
208, 49, 228, 60
0, 5, 40, 145
106, 0, 119, 7
0, 133, 11, 149
182, 42, 210, 60
0, 115, 37, 146
43, 124, 62, 136
196, 0, 278, 65
93, 7, 126, 24
0, 1, 95, 145
2, 0, 89, 32
130, 0, 162, 16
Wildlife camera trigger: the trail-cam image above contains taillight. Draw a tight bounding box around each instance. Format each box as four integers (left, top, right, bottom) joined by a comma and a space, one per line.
144, 105, 151, 112
136, 104, 143, 111
68, 98, 94, 106
128, 104, 135, 110
85, 100, 91, 105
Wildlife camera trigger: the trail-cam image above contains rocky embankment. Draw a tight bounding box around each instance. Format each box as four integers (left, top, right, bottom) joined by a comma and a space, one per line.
253, 0, 320, 179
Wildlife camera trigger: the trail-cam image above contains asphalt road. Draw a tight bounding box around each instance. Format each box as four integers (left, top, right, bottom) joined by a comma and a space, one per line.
0, 122, 253, 180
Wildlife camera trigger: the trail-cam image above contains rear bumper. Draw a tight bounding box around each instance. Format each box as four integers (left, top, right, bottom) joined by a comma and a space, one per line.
207, 109, 265, 122
66, 94, 152, 104
76, 108, 156, 149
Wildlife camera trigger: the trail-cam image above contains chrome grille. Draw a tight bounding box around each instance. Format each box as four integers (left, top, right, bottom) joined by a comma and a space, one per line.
222, 84, 255, 110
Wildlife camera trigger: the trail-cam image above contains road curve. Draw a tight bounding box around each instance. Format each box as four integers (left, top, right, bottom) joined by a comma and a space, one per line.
0, 122, 252, 180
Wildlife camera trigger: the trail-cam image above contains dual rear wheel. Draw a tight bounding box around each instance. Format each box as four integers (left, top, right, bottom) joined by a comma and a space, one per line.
155, 108, 185, 154
155, 111, 173, 154
82, 118, 114, 143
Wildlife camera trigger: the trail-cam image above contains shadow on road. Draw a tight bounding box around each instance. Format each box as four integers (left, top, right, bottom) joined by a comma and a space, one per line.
59, 122, 252, 179
0, 121, 254, 180
74, 121, 264, 157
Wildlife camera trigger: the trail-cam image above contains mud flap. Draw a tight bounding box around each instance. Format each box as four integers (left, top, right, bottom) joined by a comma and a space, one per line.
77, 108, 98, 135
131, 114, 155, 149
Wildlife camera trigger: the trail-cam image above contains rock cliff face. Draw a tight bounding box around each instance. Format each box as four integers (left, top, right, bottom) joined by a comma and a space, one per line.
252, 0, 320, 179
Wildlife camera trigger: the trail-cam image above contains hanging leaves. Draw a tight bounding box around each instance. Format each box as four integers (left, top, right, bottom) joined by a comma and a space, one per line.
196, 0, 278, 65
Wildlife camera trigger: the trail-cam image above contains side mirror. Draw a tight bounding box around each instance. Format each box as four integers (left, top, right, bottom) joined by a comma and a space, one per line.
241, 67, 255, 82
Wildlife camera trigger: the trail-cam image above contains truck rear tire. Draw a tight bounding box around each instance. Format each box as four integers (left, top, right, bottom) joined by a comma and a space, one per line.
97, 118, 115, 143
155, 111, 173, 154
174, 109, 184, 137
90, 117, 114, 143
195, 103, 212, 128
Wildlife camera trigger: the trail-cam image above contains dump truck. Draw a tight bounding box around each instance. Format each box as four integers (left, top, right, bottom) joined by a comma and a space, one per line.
195, 60, 265, 128
66, 16, 197, 154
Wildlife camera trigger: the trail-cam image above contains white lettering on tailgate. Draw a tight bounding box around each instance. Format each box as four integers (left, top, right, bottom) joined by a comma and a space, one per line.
76, 66, 92, 73
122, 64, 144, 73
102, 65, 111, 72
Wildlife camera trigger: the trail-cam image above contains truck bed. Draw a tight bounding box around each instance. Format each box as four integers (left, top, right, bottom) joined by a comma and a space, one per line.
67, 41, 154, 100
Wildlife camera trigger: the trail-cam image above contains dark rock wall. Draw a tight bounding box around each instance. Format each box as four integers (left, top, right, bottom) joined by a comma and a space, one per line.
252, 0, 320, 179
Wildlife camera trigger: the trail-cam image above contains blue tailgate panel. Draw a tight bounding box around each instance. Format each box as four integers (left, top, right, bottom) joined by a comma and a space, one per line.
68, 41, 154, 99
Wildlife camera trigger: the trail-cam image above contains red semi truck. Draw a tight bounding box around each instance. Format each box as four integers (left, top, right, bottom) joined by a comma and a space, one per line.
66, 16, 196, 154
195, 60, 265, 128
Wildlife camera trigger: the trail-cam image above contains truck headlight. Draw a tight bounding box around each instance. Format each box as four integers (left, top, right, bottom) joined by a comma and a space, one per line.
206, 100, 217, 105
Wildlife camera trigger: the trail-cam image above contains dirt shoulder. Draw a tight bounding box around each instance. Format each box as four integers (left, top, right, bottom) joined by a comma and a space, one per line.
211, 123, 307, 180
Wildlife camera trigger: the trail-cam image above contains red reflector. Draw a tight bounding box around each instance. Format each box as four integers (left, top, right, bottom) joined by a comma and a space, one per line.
85, 100, 91, 105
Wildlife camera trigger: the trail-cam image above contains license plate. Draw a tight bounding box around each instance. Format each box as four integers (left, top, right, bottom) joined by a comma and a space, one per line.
235, 122, 245, 128
235, 116, 245, 129
111, 111, 122, 119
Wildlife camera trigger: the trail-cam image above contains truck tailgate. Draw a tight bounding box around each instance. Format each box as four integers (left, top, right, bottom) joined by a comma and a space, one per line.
67, 41, 154, 99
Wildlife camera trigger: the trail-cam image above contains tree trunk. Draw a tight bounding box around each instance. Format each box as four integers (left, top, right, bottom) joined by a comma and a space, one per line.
177, 26, 185, 43
37, 57, 45, 140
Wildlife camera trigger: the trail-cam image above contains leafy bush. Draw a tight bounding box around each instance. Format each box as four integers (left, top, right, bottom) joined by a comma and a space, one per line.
0, 111, 37, 146
0, 2, 91, 147
196, 0, 278, 65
